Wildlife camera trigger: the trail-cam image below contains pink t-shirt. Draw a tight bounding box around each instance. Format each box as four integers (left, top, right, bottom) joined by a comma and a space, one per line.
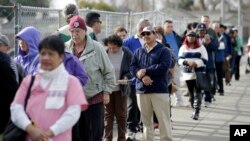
13, 75, 88, 141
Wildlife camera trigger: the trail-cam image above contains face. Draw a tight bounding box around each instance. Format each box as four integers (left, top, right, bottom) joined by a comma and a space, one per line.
93, 19, 102, 34
70, 28, 86, 44
0, 43, 10, 53
213, 23, 220, 33
197, 30, 206, 38
18, 39, 29, 52
142, 31, 156, 45
201, 17, 210, 27
39, 48, 63, 71
116, 31, 127, 40
163, 22, 173, 34
187, 35, 196, 43
107, 43, 121, 54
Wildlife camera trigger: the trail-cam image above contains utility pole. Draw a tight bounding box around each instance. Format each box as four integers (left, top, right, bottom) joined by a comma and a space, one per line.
238, 0, 242, 39
141, 0, 144, 11
220, 0, 225, 23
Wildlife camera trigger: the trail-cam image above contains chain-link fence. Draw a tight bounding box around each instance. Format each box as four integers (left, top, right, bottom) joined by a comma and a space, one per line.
0, 5, 15, 55
0, 3, 197, 56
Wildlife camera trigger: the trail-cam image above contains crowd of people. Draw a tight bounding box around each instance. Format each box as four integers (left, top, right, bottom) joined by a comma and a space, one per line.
0, 3, 248, 141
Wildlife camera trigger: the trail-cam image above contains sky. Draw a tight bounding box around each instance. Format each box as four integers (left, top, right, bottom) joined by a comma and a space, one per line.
50, 0, 77, 9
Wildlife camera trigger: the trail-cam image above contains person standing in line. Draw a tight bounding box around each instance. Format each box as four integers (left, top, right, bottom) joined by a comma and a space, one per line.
131, 26, 172, 141
103, 35, 133, 141
163, 20, 186, 107
0, 51, 18, 139
231, 28, 243, 81
65, 15, 116, 141
0, 34, 25, 84
10, 35, 88, 141
178, 31, 208, 120
196, 23, 218, 107
15, 26, 41, 75
114, 26, 128, 40
123, 18, 151, 141
85, 12, 102, 41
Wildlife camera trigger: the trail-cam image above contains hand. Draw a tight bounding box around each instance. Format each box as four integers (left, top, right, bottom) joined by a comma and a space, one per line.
226, 55, 231, 61
202, 38, 211, 45
187, 61, 197, 70
26, 124, 44, 141
43, 129, 54, 140
142, 75, 153, 86
136, 69, 146, 79
103, 92, 110, 105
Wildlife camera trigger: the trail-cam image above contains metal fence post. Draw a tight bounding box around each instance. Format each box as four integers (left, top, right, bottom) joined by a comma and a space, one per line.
58, 10, 62, 28
14, 2, 21, 57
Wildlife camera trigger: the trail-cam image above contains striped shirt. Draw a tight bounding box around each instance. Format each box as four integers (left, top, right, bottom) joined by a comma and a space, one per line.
178, 45, 208, 81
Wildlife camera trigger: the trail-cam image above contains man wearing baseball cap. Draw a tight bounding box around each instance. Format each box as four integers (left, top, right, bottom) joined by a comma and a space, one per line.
131, 26, 173, 141
65, 15, 115, 141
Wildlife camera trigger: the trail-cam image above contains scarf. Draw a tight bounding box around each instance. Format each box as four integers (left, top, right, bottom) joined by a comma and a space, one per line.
38, 63, 69, 96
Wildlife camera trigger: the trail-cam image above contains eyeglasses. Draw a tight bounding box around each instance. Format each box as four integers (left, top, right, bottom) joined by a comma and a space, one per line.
141, 32, 151, 36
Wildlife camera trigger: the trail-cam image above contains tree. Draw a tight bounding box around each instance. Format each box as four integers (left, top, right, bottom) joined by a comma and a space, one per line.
78, 0, 116, 11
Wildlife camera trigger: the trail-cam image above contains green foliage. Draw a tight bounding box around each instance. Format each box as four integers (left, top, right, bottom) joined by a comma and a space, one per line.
178, 0, 194, 10
78, 0, 116, 11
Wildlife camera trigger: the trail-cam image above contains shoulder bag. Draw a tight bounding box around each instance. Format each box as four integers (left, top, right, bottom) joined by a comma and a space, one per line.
3, 75, 35, 141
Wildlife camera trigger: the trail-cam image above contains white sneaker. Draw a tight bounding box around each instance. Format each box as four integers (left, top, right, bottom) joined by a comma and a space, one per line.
126, 132, 136, 141
204, 102, 211, 107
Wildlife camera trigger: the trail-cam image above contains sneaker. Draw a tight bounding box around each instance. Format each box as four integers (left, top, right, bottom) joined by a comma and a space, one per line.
204, 102, 211, 108
126, 132, 136, 141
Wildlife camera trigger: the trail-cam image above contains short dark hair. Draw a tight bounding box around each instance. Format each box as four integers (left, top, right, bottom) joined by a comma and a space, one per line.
114, 26, 127, 34
103, 35, 123, 47
85, 12, 101, 27
201, 15, 210, 19
164, 20, 173, 24
38, 35, 65, 56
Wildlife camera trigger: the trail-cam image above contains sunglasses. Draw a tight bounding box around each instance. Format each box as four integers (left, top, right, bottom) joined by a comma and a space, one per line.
141, 32, 151, 36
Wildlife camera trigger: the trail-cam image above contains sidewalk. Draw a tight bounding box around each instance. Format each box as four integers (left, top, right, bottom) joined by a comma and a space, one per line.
112, 59, 250, 141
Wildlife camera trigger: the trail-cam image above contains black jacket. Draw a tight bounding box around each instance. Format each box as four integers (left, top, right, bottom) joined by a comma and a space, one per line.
0, 52, 18, 133
107, 47, 133, 95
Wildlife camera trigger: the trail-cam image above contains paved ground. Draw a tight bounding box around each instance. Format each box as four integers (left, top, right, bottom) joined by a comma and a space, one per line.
112, 56, 250, 141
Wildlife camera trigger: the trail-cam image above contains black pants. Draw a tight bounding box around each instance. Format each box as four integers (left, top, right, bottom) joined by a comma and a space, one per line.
235, 55, 241, 80
127, 85, 140, 133
186, 80, 202, 112
216, 61, 224, 92
75, 103, 104, 141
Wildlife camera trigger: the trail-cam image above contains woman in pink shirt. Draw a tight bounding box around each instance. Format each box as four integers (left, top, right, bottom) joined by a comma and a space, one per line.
10, 35, 88, 141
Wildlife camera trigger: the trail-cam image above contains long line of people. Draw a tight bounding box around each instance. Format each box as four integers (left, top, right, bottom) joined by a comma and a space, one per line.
0, 4, 247, 141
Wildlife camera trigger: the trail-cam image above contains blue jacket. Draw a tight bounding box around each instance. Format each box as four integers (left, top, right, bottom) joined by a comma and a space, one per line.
215, 34, 226, 62
223, 32, 232, 57
130, 42, 171, 94
123, 35, 142, 54
15, 26, 41, 75
123, 35, 143, 85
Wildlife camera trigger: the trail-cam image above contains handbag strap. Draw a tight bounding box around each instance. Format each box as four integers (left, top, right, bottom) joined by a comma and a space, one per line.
24, 75, 35, 110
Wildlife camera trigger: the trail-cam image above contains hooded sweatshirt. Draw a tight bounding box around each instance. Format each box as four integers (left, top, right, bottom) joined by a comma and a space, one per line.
15, 26, 41, 75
